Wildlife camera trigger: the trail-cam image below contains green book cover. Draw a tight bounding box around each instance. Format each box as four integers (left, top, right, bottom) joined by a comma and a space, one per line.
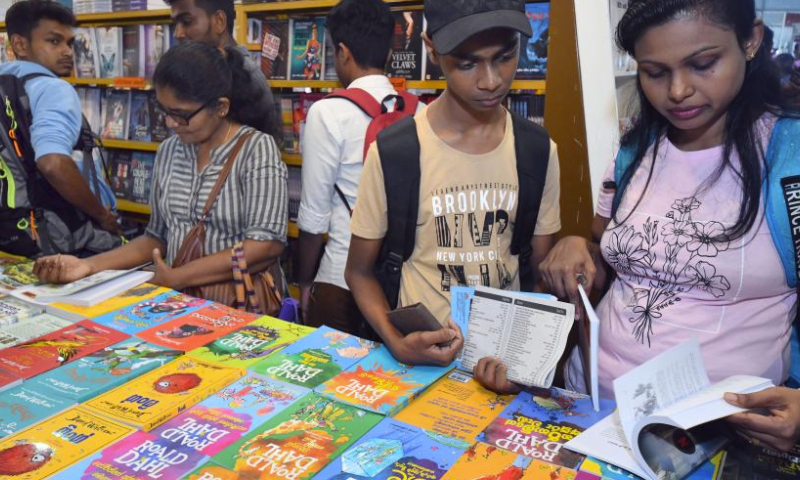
188, 316, 314, 369
211, 392, 381, 480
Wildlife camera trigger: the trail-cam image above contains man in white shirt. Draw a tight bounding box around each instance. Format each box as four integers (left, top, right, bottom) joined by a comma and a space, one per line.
296, 0, 402, 337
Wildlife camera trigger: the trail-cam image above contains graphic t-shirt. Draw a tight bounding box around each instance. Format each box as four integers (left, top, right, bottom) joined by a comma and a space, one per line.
567, 121, 796, 398
351, 105, 561, 322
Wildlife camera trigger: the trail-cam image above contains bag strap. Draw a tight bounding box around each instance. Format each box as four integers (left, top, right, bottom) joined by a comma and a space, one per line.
324, 88, 382, 119
198, 130, 254, 222
231, 242, 262, 314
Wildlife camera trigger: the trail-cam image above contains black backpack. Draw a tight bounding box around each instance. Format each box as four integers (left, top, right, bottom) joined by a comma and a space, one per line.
373, 111, 552, 310
0, 72, 105, 256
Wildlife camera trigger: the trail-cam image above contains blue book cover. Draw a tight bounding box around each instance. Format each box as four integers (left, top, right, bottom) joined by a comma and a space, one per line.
315, 345, 451, 416
27, 338, 182, 403
128, 90, 151, 141
478, 387, 616, 469
313, 417, 469, 480
251, 325, 379, 389
517, 2, 549, 79
92, 291, 208, 334
0, 385, 75, 438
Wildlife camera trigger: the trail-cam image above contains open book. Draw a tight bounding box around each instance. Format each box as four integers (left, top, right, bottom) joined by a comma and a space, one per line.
565, 338, 773, 480
11, 267, 153, 306
450, 285, 574, 389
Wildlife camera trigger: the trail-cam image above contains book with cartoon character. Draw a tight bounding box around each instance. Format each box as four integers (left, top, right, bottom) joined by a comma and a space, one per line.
394, 370, 514, 442
46, 283, 169, 322
0, 406, 135, 479
83, 357, 244, 431
313, 417, 468, 480
27, 339, 182, 402
251, 325, 378, 389
290, 18, 325, 81
478, 387, 616, 470
0, 319, 129, 380
211, 392, 382, 480
0, 385, 75, 439
442, 442, 579, 480
314, 345, 451, 416
188, 316, 314, 369
0, 313, 73, 350
137, 303, 261, 352
92, 290, 208, 334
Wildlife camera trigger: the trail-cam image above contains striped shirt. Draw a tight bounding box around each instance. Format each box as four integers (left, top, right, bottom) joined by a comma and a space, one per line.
145, 125, 287, 264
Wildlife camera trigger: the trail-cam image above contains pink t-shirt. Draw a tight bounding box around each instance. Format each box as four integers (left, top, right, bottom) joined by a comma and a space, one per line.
568, 126, 796, 399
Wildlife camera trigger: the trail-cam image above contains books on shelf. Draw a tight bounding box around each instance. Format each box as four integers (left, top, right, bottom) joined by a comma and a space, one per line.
288, 164, 301, 222
101, 89, 132, 140
109, 150, 134, 200
149, 89, 172, 141
0, 33, 14, 64
130, 151, 156, 203
290, 17, 326, 81
322, 31, 337, 81
128, 90, 152, 141
74, 27, 100, 78
76, 86, 103, 134
96, 26, 123, 78
144, 23, 170, 78
122, 24, 146, 77
517, 2, 550, 80
387, 11, 423, 80
247, 17, 262, 44
260, 19, 291, 80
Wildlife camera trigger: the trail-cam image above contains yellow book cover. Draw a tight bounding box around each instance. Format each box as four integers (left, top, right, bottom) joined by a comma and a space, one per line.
0, 406, 134, 479
395, 370, 513, 442
46, 284, 170, 322
84, 357, 244, 431
442, 443, 578, 480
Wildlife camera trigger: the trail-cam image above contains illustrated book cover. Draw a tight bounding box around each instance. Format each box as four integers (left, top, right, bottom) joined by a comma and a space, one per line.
91, 290, 208, 334
442, 442, 579, 480
0, 384, 74, 438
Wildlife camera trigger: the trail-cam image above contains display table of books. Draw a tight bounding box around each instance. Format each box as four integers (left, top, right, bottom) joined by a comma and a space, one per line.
0, 250, 792, 480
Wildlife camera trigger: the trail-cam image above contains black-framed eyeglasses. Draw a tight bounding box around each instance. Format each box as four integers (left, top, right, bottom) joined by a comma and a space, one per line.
155, 99, 216, 126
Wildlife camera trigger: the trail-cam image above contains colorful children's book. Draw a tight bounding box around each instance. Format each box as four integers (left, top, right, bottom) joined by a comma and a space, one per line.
442, 442, 579, 480
387, 11, 423, 79
0, 406, 135, 479
54, 374, 308, 480
46, 283, 169, 322
0, 313, 73, 349
84, 357, 244, 431
0, 295, 43, 325
251, 325, 377, 389
189, 316, 313, 369
313, 417, 469, 480
212, 392, 382, 480
478, 387, 616, 470
394, 370, 514, 442
578, 450, 726, 480
0, 319, 129, 379
0, 385, 75, 438
0, 255, 40, 293
0, 370, 20, 394
138, 303, 261, 351
315, 345, 451, 416
28, 338, 182, 403
289, 17, 325, 80
91, 290, 208, 334
183, 463, 246, 480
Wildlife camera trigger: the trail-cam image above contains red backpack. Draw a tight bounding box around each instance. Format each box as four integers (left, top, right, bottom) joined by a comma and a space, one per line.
324, 88, 420, 214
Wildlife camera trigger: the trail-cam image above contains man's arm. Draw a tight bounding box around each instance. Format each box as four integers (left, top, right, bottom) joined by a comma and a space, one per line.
37, 153, 120, 233
297, 231, 325, 310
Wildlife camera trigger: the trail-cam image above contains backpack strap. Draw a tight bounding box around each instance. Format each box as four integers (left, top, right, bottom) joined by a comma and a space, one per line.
375, 116, 420, 309
324, 88, 382, 119
510, 112, 551, 290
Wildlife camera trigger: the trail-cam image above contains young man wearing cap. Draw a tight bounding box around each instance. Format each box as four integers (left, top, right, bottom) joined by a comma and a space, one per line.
345, 0, 561, 393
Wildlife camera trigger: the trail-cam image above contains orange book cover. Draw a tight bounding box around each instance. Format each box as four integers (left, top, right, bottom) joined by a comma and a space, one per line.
442, 443, 578, 480
137, 303, 261, 351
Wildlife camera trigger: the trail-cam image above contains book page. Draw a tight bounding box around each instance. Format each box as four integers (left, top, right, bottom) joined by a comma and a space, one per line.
564, 411, 649, 479
578, 284, 600, 412
460, 286, 574, 387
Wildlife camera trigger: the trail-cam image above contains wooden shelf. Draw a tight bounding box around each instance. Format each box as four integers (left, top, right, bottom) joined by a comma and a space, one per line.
247, 43, 261, 52
117, 199, 151, 215
268, 79, 546, 92
282, 153, 302, 167
287, 283, 300, 299
68, 77, 115, 86
104, 140, 160, 152
288, 221, 299, 239
242, 0, 419, 14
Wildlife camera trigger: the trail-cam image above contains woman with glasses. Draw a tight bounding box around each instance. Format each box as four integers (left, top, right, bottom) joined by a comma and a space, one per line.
33, 41, 288, 303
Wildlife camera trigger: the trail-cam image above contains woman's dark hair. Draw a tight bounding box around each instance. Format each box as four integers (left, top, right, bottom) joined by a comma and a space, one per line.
326, 0, 394, 70
613, 0, 800, 242
153, 41, 280, 138
6, 0, 76, 39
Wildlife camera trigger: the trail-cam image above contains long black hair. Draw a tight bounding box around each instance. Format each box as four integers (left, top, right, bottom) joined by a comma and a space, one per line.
153, 41, 280, 138
613, 0, 800, 242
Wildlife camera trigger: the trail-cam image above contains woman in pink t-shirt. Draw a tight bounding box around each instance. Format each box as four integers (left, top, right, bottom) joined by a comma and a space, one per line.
538, 0, 800, 451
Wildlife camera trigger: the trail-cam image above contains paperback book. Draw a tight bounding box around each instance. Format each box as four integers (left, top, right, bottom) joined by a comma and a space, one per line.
0, 313, 73, 350
121, 24, 145, 77
74, 27, 100, 78
517, 2, 550, 79
46, 282, 169, 322
387, 11, 423, 79
315, 344, 451, 416
129, 90, 152, 141
11, 266, 153, 306
211, 392, 383, 480
80, 86, 103, 135
144, 23, 170, 77
0, 406, 135, 479
478, 387, 616, 469
0, 319, 129, 379
101, 89, 131, 140
251, 325, 378, 389
322, 34, 337, 81
149, 90, 172, 141
184, 464, 246, 479
0, 255, 40, 293
96, 26, 123, 78
84, 357, 244, 431
394, 369, 514, 442
579, 451, 726, 480
92, 290, 208, 334
188, 315, 314, 369
109, 150, 133, 199
28, 338, 182, 403
0, 385, 75, 438
313, 417, 469, 480
130, 151, 156, 204
290, 18, 325, 80
0, 295, 43, 325
0, 370, 20, 394
442, 442, 579, 480
137, 302, 261, 351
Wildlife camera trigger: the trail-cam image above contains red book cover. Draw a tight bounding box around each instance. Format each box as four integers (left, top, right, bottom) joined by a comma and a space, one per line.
0, 319, 129, 379
0, 369, 20, 393
137, 303, 260, 351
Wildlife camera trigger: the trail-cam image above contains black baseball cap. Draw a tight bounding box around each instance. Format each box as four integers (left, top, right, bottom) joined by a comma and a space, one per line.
424, 0, 532, 55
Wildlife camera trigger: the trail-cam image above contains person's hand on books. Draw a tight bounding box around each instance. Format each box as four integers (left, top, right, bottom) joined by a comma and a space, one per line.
724, 387, 800, 452
33, 254, 92, 284
539, 236, 596, 303
387, 318, 463, 367
473, 357, 523, 394
150, 249, 181, 290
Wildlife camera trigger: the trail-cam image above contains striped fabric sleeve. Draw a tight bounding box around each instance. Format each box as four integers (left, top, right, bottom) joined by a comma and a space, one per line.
144, 139, 174, 244
241, 133, 288, 243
